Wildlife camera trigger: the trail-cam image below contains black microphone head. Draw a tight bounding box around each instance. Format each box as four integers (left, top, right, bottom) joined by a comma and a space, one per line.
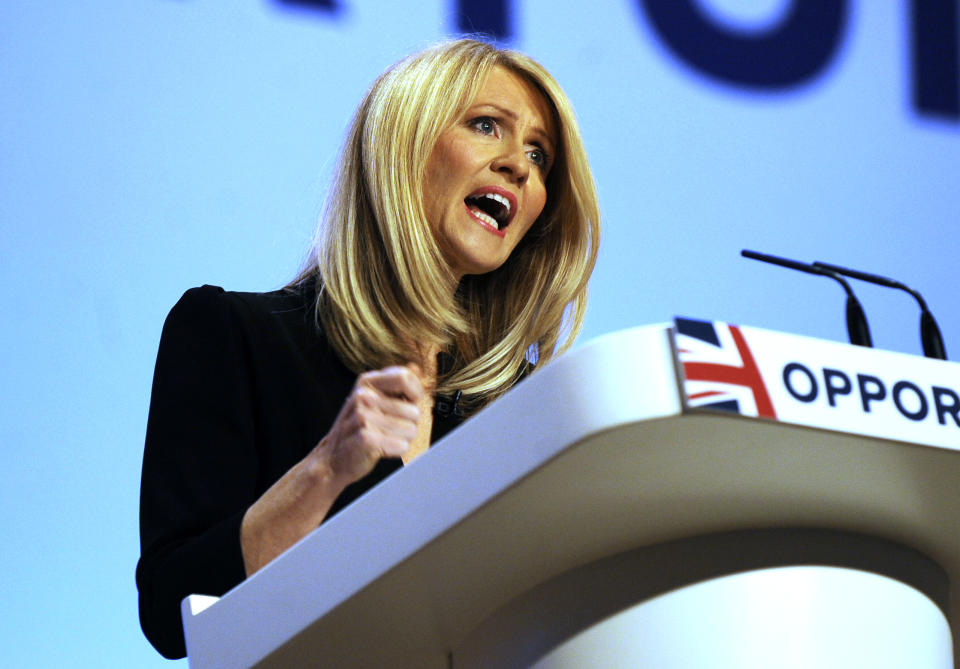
845, 295, 873, 348
920, 310, 947, 360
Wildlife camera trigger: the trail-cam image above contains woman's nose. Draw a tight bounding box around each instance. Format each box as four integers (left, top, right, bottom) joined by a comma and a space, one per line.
491, 143, 529, 185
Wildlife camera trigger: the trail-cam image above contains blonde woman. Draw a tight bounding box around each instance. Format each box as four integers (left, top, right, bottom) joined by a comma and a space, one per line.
137, 39, 599, 659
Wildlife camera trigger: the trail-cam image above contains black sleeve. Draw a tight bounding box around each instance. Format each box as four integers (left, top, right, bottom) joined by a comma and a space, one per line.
135, 283, 469, 659
136, 286, 258, 659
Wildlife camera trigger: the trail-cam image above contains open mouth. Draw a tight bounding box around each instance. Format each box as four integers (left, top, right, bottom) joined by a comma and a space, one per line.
465, 190, 514, 232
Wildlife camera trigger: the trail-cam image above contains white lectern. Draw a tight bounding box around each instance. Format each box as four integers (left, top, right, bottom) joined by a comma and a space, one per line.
181, 324, 960, 668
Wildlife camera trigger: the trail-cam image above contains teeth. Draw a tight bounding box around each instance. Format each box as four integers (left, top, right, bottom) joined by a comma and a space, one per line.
465, 191, 512, 230
480, 192, 511, 218
468, 206, 499, 230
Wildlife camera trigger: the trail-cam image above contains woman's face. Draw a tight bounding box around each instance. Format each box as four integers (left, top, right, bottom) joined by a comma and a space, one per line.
423, 66, 557, 280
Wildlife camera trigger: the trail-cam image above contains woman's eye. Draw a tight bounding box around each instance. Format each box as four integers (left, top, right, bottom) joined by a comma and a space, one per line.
471, 117, 497, 135
527, 148, 548, 168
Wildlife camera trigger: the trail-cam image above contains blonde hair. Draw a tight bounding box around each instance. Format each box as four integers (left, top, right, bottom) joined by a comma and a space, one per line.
296, 39, 600, 410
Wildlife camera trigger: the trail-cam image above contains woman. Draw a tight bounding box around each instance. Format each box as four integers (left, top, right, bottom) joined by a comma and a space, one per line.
137, 38, 599, 659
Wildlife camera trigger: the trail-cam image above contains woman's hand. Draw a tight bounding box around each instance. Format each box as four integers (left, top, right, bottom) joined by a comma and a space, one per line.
322, 365, 424, 485
240, 365, 424, 576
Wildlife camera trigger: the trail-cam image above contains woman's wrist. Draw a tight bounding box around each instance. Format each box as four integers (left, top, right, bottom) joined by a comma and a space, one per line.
240, 443, 350, 576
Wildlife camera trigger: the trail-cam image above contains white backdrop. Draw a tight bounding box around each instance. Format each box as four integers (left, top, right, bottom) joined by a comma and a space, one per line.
1, 1, 957, 666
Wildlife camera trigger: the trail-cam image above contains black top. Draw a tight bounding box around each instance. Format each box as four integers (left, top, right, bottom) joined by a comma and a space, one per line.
136, 284, 465, 659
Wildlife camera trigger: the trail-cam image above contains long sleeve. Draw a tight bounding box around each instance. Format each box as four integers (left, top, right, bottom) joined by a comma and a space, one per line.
136, 286, 260, 658
136, 284, 468, 659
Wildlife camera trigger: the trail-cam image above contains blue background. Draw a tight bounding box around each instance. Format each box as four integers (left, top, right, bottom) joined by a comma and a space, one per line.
1, 1, 957, 666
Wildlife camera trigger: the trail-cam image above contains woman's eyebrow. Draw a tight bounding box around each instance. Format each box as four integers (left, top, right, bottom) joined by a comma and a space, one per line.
470, 103, 555, 150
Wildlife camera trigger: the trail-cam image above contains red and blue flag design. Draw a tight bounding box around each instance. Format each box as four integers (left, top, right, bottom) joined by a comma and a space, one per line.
674, 318, 777, 419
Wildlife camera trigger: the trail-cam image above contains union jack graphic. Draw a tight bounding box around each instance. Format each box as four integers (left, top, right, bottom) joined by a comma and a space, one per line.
674, 318, 777, 419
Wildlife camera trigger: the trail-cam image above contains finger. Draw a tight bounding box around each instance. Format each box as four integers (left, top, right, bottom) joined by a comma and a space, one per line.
377, 394, 421, 423
325, 413, 414, 474
351, 385, 420, 423
377, 433, 413, 459
352, 401, 419, 443
359, 366, 424, 402
343, 389, 419, 440
347, 426, 412, 463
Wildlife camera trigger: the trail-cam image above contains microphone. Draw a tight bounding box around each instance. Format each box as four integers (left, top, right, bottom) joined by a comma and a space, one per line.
741, 250, 873, 348
812, 261, 947, 360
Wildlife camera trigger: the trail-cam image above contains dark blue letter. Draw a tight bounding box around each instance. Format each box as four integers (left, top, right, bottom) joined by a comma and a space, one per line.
911, 0, 960, 118
823, 368, 852, 407
933, 386, 960, 426
273, 0, 341, 11
783, 363, 818, 403
893, 381, 929, 421
639, 0, 847, 89
857, 374, 886, 413
456, 0, 511, 40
